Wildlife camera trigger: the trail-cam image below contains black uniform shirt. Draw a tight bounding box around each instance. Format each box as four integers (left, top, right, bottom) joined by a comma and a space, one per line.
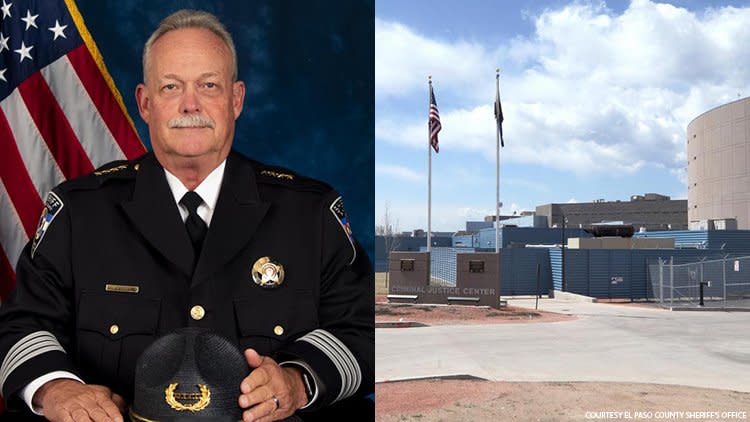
0, 150, 374, 420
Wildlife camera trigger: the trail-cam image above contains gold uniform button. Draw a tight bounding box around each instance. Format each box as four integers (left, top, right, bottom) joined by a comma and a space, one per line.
190, 305, 205, 321
274, 325, 284, 336
109, 324, 119, 335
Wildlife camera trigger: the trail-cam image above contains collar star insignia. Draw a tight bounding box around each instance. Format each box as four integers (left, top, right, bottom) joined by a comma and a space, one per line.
0, 0, 11, 20
14, 41, 33, 63
0, 68, 6, 83
48, 20, 67, 40
21, 9, 38, 30
0, 32, 8, 52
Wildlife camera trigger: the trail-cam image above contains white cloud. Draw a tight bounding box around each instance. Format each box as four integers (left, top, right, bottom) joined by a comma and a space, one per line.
375, 19, 489, 99
376, 1, 750, 177
375, 163, 423, 182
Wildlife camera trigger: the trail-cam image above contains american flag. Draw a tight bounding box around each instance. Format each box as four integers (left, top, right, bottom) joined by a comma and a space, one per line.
428, 83, 441, 153
0, 0, 145, 306
495, 78, 504, 147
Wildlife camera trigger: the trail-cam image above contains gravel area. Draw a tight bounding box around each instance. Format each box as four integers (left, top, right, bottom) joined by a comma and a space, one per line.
375, 297, 575, 326
375, 297, 750, 421
376, 379, 750, 422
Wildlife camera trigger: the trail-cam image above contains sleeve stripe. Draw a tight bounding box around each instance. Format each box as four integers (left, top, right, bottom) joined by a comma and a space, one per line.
298, 335, 347, 401
312, 329, 361, 399
297, 329, 361, 402
3, 339, 60, 375
2, 331, 51, 367
306, 331, 356, 400
0, 344, 62, 388
2, 333, 61, 375
0, 331, 65, 392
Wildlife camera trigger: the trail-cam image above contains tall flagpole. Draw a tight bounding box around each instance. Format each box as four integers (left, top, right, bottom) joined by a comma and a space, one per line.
495, 69, 500, 254
427, 75, 433, 253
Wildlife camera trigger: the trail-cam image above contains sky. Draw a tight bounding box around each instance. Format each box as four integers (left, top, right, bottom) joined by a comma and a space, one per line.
375, 0, 750, 233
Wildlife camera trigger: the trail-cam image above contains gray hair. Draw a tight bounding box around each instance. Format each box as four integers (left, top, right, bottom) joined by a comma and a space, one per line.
142, 9, 238, 82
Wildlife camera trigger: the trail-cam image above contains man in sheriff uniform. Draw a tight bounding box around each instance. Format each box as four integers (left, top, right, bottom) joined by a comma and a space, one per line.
0, 9, 373, 422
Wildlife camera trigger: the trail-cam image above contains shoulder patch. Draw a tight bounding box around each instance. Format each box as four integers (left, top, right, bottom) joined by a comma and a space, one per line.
330, 196, 356, 265
31, 192, 64, 259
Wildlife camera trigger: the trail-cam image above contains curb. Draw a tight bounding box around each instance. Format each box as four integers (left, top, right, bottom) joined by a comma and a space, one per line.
669, 306, 750, 312
375, 320, 429, 328
376, 374, 488, 384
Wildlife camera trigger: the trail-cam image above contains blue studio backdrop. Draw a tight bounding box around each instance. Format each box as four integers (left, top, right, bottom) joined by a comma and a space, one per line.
75, 0, 375, 260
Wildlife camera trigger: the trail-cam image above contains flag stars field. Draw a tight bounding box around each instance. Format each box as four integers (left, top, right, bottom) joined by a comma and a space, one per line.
0, 0, 146, 307
1, 0, 10, 20
48, 20, 67, 40
13, 40, 32, 62
20, 8, 36, 30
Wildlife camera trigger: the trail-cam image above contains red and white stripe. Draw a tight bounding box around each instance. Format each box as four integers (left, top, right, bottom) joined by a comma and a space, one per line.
0, 45, 145, 305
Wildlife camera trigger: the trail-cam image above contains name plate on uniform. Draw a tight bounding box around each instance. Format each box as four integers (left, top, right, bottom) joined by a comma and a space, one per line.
400, 259, 415, 272
105, 284, 140, 294
469, 260, 485, 273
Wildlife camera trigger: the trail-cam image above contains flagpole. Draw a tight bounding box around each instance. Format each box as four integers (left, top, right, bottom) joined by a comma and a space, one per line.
427, 75, 432, 254
495, 69, 500, 254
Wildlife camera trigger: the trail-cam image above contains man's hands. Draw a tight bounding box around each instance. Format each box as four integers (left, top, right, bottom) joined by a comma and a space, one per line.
239, 349, 308, 422
31, 350, 307, 422
33, 379, 125, 422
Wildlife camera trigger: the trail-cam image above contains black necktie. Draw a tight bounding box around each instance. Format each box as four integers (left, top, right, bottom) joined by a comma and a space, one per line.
180, 191, 207, 257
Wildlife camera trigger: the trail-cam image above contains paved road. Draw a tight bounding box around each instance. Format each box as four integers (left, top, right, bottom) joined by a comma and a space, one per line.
375, 297, 750, 392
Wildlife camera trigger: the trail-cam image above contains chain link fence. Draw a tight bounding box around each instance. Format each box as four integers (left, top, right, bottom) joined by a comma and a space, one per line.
649, 256, 750, 309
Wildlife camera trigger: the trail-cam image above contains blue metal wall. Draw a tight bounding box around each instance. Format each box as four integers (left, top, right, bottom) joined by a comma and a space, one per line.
374, 236, 452, 272
466, 221, 493, 232
549, 248, 739, 299
479, 227, 591, 249
453, 234, 479, 248
501, 248, 552, 296
634, 230, 750, 253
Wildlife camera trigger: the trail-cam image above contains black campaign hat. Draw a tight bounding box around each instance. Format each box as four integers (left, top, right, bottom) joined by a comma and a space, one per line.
129, 328, 248, 421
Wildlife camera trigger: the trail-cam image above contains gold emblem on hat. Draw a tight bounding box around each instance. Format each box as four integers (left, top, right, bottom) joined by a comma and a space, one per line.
252, 257, 285, 288
165, 383, 210, 412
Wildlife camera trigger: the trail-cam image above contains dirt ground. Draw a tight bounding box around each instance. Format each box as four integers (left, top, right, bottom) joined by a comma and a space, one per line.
375, 275, 750, 421
376, 379, 750, 422
375, 297, 575, 326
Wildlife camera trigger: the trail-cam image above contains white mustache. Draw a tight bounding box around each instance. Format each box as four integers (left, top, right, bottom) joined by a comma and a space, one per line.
168, 115, 215, 129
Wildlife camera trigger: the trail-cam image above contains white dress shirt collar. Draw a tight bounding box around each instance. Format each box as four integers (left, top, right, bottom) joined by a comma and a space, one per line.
164, 160, 226, 227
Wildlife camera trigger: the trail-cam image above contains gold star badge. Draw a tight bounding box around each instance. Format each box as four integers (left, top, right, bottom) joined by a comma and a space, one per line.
251, 257, 285, 288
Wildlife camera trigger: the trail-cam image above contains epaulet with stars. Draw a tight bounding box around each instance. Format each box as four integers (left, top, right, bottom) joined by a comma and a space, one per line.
254, 162, 332, 194
57, 159, 140, 192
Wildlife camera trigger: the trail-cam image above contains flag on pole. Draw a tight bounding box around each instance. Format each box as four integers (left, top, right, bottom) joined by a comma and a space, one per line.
495, 80, 504, 147
428, 84, 441, 153
0, 0, 145, 308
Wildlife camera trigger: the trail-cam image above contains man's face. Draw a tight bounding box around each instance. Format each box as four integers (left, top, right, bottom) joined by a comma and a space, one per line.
136, 28, 244, 162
